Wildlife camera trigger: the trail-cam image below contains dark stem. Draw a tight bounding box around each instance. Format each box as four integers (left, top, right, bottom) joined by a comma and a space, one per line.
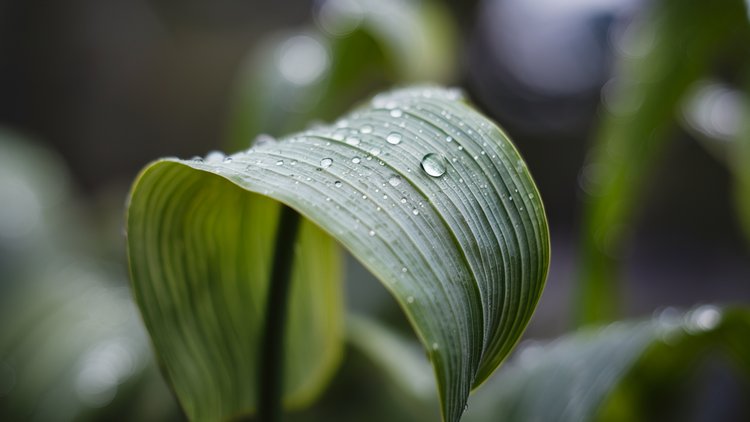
258, 205, 301, 422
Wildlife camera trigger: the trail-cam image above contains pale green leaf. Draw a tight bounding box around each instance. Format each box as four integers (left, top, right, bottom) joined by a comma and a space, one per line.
127, 86, 550, 421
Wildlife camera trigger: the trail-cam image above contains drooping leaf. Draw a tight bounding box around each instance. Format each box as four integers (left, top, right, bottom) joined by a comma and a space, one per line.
462, 306, 750, 422
576, 0, 750, 325
226, 0, 456, 150
127, 86, 550, 421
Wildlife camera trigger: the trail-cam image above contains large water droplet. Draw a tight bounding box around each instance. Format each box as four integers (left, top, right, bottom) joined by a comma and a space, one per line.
206, 151, 225, 162
386, 132, 402, 145
420, 153, 446, 177
334, 181, 342, 188
388, 175, 402, 187
320, 157, 333, 168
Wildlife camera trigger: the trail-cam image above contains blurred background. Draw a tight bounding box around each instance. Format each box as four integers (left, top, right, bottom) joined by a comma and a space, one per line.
1, 0, 749, 420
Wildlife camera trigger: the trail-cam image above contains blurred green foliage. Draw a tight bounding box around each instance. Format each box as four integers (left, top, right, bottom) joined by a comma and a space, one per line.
2, 0, 750, 420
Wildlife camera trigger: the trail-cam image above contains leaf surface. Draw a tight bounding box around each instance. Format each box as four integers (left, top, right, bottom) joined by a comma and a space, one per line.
127, 87, 550, 421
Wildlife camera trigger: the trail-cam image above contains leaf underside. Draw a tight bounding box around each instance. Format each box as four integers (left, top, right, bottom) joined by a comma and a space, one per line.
127, 87, 550, 422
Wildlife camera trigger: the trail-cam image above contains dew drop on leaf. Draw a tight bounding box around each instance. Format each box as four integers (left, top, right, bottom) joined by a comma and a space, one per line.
352, 156, 361, 164
360, 125, 373, 134
253, 134, 276, 147
386, 132, 402, 145
388, 175, 402, 187
390, 109, 403, 118
334, 181, 342, 188
320, 157, 333, 168
420, 153, 446, 177
346, 136, 360, 146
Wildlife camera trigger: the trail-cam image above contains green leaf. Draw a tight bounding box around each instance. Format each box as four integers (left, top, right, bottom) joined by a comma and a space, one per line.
126, 86, 550, 421
576, 0, 750, 325
463, 306, 750, 422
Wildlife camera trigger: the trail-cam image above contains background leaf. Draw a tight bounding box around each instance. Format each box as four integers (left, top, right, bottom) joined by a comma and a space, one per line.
575, 0, 750, 325
226, 0, 456, 151
127, 86, 550, 421
462, 306, 750, 422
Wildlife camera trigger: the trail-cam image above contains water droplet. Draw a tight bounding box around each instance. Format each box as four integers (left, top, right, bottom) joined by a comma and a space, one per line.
352, 156, 361, 164
276, 159, 284, 166
407, 296, 415, 304
320, 158, 333, 168
191, 156, 203, 162
528, 193, 534, 199
334, 181, 342, 188
254, 134, 276, 147
400, 197, 407, 203
412, 209, 419, 215
432, 342, 439, 350
446, 136, 453, 143
388, 175, 401, 187
206, 151, 225, 162
386, 132, 402, 145
360, 125, 373, 134
368, 230, 376, 236
420, 153, 446, 177
390, 109, 403, 118
401, 267, 408, 273
290, 160, 297, 166
223, 156, 233, 163
346, 136, 360, 146
370, 148, 381, 156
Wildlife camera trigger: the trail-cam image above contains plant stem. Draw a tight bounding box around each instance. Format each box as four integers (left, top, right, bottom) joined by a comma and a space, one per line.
258, 205, 300, 422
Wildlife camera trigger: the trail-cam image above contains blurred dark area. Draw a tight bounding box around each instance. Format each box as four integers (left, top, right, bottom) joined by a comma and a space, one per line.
1, 0, 749, 420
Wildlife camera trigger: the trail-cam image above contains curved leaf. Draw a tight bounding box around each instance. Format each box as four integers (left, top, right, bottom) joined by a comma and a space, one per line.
127, 86, 550, 421
463, 306, 750, 422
